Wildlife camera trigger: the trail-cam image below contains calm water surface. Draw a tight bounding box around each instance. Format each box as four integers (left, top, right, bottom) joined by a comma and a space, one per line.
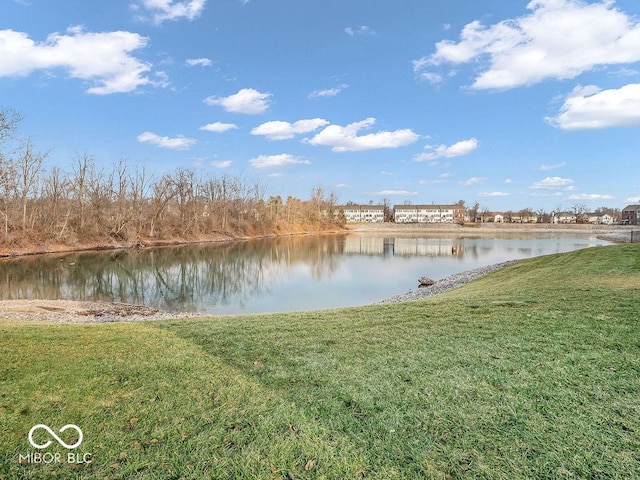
0, 233, 610, 314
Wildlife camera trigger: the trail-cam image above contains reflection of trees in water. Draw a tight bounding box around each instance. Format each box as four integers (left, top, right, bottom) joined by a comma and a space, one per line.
0, 235, 348, 312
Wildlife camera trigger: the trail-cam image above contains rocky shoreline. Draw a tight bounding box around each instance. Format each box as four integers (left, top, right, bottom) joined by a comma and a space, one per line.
374, 229, 634, 304
377, 260, 519, 304
0, 300, 206, 323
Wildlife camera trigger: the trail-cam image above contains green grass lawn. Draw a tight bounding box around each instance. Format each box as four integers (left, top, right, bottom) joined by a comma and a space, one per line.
1, 244, 639, 479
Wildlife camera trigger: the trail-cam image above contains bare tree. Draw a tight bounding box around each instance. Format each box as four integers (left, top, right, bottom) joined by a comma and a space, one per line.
382, 197, 392, 222
109, 159, 132, 240
148, 174, 176, 238
0, 108, 23, 240
267, 195, 283, 226
129, 165, 149, 239
480, 206, 490, 223
15, 140, 47, 231
572, 203, 588, 224
0, 107, 23, 144
42, 166, 69, 239
0, 158, 16, 239
469, 202, 480, 222
70, 154, 93, 234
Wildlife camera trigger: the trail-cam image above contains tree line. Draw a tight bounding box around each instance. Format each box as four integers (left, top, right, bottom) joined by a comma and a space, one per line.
0, 108, 343, 250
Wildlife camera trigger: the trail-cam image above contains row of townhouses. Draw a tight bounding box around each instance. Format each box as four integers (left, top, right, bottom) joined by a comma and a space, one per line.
341, 205, 386, 223
485, 211, 616, 224
339, 204, 638, 225
393, 204, 466, 223
339, 204, 465, 224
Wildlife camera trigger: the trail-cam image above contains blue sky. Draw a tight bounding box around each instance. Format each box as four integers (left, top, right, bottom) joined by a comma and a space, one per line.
2, 0, 640, 212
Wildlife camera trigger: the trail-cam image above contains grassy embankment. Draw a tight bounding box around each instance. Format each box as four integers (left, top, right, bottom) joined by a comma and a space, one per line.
1, 244, 639, 479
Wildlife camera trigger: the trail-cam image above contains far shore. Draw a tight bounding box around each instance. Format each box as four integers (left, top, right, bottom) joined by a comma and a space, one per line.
346, 221, 633, 234
0, 227, 346, 259
346, 222, 636, 243
0, 222, 635, 260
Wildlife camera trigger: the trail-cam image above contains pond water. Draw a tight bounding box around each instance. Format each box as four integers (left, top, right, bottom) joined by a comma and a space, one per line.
0, 233, 610, 314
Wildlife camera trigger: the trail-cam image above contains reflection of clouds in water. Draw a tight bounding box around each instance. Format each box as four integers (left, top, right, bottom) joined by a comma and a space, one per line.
0, 234, 610, 314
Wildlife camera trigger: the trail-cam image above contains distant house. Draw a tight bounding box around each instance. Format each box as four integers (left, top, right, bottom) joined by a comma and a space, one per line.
479, 212, 505, 223
622, 205, 640, 225
511, 214, 538, 223
552, 212, 577, 224
586, 213, 615, 225
393, 204, 465, 224
340, 205, 385, 223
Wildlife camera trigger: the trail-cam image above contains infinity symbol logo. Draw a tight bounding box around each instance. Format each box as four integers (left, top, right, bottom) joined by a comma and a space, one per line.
28, 424, 83, 449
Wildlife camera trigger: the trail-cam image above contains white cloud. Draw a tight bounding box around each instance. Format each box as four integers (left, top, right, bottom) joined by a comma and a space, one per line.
248, 154, 310, 168
137, 131, 196, 150
308, 84, 348, 98
627, 196, 640, 203
505, 178, 513, 184
371, 190, 418, 196
459, 176, 485, 186
547, 83, 640, 129
479, 191, 510, 197
211, 160, 232, 168
415, 71, 444, 85
200, 122, 238, 133
414, 0, 640, 90
531, 176, 574, 189
531, 191, 563, 198
0, 27, 153, 94
415, 138, 479, 162
204, 88, 271, 114
306, 118, 419, 152
568, 193, 615, 201
419, 172, 452, 185
539, 162, 566, 171
345, 26, 377, 37
251, 118, 329, 140
135, 0, 206, 24
419, 179, 446, 185
186, 57, 212, 67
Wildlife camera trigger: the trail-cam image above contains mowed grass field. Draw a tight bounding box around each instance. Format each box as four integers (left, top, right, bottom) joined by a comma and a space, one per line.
1, 244, 639, 479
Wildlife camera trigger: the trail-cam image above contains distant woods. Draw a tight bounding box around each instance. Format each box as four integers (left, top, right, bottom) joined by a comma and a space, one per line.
0, 108, 344, 250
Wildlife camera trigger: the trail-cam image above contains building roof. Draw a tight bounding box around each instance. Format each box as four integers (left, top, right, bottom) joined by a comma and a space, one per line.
622, 204, 640, 211
393, 204, 465, 210
340, 204, 385, 210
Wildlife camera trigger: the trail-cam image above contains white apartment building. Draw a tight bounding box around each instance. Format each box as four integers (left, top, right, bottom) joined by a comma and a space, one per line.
340, 205, 385, 223
393, 204, 465, 224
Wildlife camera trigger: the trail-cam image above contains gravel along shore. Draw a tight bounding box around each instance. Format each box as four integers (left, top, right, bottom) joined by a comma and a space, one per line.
377, 260, 519, 304
0, 300, 205, 323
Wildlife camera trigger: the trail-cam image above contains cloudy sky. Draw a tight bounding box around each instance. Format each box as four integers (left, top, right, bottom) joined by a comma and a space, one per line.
2, 0, 640, 210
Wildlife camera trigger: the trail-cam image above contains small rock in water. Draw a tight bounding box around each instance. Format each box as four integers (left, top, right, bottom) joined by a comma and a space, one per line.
418, 276, 435, 287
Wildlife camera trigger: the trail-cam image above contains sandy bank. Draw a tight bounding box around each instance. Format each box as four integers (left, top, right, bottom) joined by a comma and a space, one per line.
0, 299, 205, 323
